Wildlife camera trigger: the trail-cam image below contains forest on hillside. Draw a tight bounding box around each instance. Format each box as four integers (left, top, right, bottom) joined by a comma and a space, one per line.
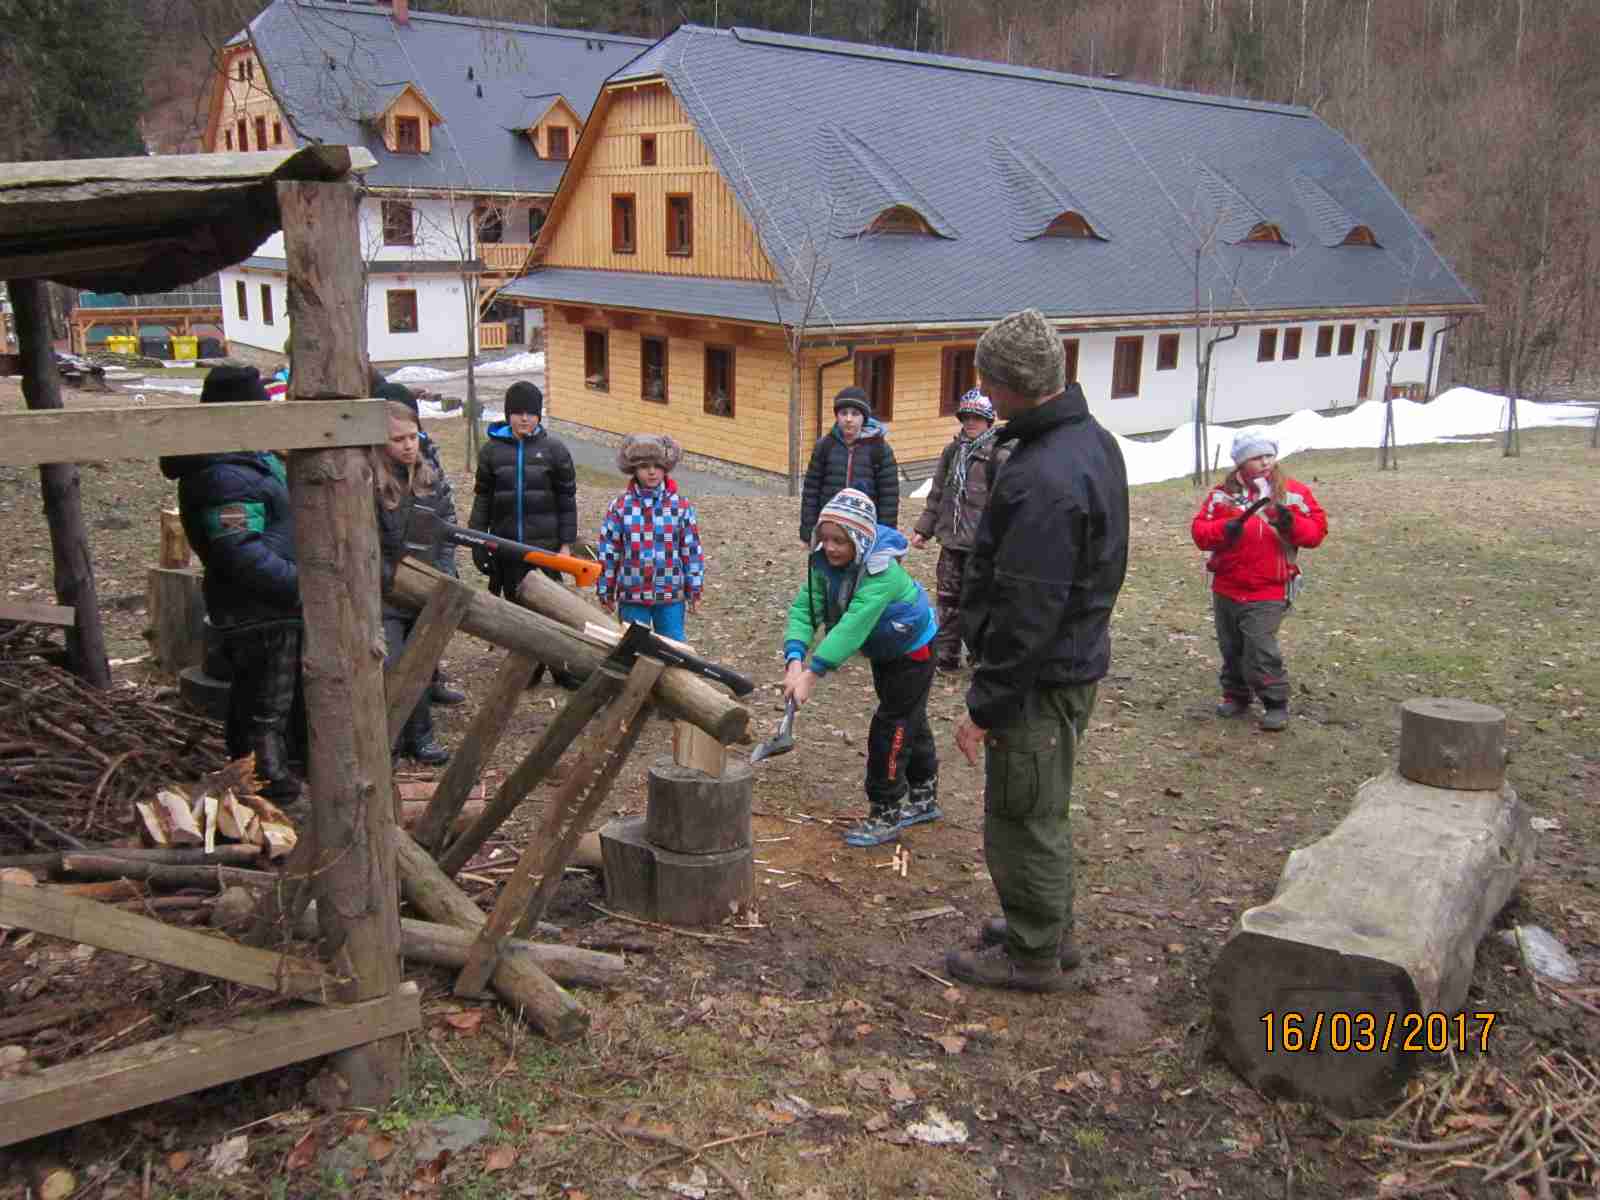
2, 0, 1595, 398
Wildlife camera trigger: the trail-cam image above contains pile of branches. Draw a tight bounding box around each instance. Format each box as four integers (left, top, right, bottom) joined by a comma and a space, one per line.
1376, 1050, 1599, 1196
0, 658, 227, 850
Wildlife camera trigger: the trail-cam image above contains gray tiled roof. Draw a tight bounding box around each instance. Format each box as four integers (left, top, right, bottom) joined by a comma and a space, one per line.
501, 268, 783, 324
540, 25, 1475, 329
245, 0, 652, 194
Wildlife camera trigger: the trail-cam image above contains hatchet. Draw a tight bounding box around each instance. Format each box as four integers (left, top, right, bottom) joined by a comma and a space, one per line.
403, 508, 602, 588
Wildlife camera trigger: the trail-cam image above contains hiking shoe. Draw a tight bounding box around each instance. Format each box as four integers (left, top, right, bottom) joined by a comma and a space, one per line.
981, 916, 1082, 970
843, 809, 903, 847
405, 738, 452, 766
1216, 696, 1251, 718
430, 680, 467, 706
946, 943, 1067, 993
900, 779, 942, 828
1260, 706, 1290, 732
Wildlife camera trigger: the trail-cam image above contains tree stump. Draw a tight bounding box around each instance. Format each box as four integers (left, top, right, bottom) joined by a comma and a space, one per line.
1210, 699, 1533, 1115
1397, 698, 1506, 790
147, 566, 205, 673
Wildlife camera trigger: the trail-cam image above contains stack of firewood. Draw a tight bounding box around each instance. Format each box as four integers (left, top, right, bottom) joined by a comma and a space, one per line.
134, 755, 296, 860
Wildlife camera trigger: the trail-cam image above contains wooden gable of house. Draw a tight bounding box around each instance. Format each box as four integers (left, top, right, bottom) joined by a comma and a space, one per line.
528, 96, 583, 161
205, 43, 292, 154
536, 79, 775, 282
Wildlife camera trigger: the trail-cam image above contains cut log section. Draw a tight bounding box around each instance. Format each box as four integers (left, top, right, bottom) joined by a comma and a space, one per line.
146, 566, 205, 673
1397, 697, 1507, 790
1210, 764, 1533, 1115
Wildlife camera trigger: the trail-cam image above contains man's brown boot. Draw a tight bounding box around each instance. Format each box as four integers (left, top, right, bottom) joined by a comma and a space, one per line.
946, 943, 1067, 993
981, 916, 1083, 970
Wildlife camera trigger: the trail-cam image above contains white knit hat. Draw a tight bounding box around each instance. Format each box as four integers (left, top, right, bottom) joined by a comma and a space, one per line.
1231, 429, 1279, 465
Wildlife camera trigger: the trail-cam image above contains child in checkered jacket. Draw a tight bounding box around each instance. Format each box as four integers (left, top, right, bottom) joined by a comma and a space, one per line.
596, 434, 704, 640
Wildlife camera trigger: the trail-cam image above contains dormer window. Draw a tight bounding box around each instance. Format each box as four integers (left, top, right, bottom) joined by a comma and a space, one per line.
546, 127, 569, 160
1040, 211, 1102, 239
1342, 225, 1380, 247
867, 205, 935, 236
395, 116, 422, 154
1243, 222, 1289, 245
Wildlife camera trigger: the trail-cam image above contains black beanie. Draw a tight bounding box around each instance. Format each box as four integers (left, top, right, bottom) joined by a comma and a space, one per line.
833, 385, 871, 419
201, 364, 269, 405
504, 381, 543, 417
375, 381, 418, 415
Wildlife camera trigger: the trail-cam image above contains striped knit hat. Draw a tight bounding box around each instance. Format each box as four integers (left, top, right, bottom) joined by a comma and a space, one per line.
816, 488, 878, 561
955, 388, 996, 423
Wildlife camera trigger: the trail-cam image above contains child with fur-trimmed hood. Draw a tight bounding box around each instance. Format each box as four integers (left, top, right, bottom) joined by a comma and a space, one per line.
596, 434, 703, 641
1191, 429, 1328, 732
782, 488, 940, 848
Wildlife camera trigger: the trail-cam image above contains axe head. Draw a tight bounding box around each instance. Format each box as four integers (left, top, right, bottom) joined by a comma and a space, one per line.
403, 506, 447, 558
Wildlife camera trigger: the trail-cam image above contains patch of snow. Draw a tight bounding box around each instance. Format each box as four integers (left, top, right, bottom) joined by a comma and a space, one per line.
472, 350, 545, 376
417, 398, 463, 420
386, 364, 452, 383
133, 380, 204, 397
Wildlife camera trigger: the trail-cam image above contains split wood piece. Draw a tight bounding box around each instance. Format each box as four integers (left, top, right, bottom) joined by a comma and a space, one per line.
280, 177, 404, 1108
383, 576, 475, 749
57, 854, 278, 891
0, 882, 339, 1000
673, 720, 726, 778
412, 650, 536, 854
159, 507, 191, 568
1210, 741, 1533, 1114
393, 829, 587, 1042
437, 666, 620, 877
1397, 697, 1507, 790
454, 659, 661, 996
0, 983, 420, 1150
395, 559, 748, 744
25, 1161, 74, 1200
0, 600, 76, 627
146, 566, 205, 673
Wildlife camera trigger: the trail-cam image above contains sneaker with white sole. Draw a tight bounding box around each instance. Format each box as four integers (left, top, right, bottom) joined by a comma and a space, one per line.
843, 808, 903, 847
900, 778, 942, 829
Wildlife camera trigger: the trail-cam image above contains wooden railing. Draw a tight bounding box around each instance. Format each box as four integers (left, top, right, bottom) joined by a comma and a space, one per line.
478, 322, 508, 351
481, 244, 533, 274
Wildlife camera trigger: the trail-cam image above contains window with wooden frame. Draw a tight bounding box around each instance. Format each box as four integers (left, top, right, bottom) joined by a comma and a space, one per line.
387, 290, 418, 334
940, 345, 976, 416
546, 126, 569, 160
235, 280, 248, 321
477, 208, 504, 245
640, 134, 657, 166
272, 120, 283, 146
1257, 329, 1278, 362
611, 194, 636, 255
867, 206, 934, 236
641, 336, 668, 404
855, 350, 895, 421
1283, 328, 1303, 360
246, 58, 254, 81
1388, 321, 1405, 354
1156, 333, 1180, 371
1042, 211, 1097, 239
236, 61, 246, 82
260, 284, 274, 326
584, 329, 609, 391
381, 201, 415, 247
1243, 222, 1288, 245
224, 128, 234, 151
1062, 338, 1080, 384
253, 116, 268, 150
1409, 320, 1426, 351
1315, 326, 1334, 357
529, 207, 547, 242
1342, 225, 1379, 247
1110, 336, 1143, 399
1337, 323, 1356, 355
666, 194, 692, 256
236, 119, 248, 150
704, 346, 734, 417
394, 116, 422, 154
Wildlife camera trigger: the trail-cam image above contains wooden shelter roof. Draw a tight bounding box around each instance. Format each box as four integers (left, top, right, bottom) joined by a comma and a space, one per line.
0, 146, 374, 293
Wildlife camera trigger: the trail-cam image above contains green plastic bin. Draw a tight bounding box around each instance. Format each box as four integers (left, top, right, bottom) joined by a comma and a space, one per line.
171, 335, 199, 361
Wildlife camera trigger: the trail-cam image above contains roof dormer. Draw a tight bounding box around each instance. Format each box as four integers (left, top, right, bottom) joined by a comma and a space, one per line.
1291, 169, 1381, 248
366, 82, 443, 155
818, 124, 957, 239
867, 205, 939, 236
1242, 221, 1289, 245
1341, 224, 1381, 247
520, 95, 583, 161
990, 138, 1108, 242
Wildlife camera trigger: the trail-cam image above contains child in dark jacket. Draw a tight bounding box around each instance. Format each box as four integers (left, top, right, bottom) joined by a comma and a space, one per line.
911, 389, 1007, 672
798, 387, 899, 544
1191, 429, 1328, 732
596, 434, 703, 640
783, 489, 940, 847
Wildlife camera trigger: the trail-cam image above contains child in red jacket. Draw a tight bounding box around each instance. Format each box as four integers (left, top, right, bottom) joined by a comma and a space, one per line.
1191, 430, 1327, 731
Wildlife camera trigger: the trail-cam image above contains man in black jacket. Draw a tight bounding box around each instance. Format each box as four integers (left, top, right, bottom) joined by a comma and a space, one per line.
160, 365, 305, 799
798, 386, 899, 544
946, 309, 1130, 993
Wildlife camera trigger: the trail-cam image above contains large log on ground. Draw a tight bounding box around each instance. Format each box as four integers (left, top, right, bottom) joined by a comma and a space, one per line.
399, 919, 623, 990
392, 828, 588, 1042
1210, 701, 1532, 1115
393, 559, 748, 745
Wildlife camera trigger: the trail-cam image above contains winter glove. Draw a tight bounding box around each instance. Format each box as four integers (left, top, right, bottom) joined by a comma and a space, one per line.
1223, 518, 1244, 543
1270, 505, 1294, 535
471, 545, 495, 576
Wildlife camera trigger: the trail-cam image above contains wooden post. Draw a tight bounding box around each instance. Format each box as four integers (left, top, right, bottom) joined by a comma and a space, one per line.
278, 179, 403, 1107
7, 278, 111, 688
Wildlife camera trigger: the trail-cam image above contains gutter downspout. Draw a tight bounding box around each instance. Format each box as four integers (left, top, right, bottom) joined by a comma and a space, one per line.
815, 347, 855, 449
1425, 317, 1465, 399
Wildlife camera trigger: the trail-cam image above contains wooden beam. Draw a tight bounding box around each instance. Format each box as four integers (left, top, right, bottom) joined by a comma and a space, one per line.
383, 576, 473, 749
0, 600, 75, 627
0, 882, 340, 999
0, 400, 388, 468
0, 983, 420, 1149
610, 311, 637, 332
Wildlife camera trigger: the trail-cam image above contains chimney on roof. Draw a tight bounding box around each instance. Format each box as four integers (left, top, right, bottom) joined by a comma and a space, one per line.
391, 0, 408, 26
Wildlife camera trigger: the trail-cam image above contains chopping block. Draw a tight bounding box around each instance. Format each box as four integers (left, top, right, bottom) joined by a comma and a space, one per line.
600, 752, 753, 927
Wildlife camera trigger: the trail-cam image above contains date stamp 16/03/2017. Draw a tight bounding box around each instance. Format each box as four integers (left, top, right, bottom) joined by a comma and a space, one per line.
1261, 1010, 1498, 1055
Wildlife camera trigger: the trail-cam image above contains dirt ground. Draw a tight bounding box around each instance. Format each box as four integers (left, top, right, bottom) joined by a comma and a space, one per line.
0, 377, 1596, 1199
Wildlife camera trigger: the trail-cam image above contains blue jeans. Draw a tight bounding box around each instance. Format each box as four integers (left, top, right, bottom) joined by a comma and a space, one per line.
619, 600, 686, 640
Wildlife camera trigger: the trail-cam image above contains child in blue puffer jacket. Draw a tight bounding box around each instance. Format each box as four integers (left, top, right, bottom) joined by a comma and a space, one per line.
596, 434, 703, 640
782, 488, 940, 847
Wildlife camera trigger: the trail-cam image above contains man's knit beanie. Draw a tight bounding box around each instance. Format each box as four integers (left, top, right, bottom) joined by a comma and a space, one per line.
200, 364, 269, 405
504, 381, 543, 417
975, 308, 1065, 400
1230, 429, 1279, 465
832, 386, 872, 419
617, 432, 682, 475
816, 488, 878, 562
